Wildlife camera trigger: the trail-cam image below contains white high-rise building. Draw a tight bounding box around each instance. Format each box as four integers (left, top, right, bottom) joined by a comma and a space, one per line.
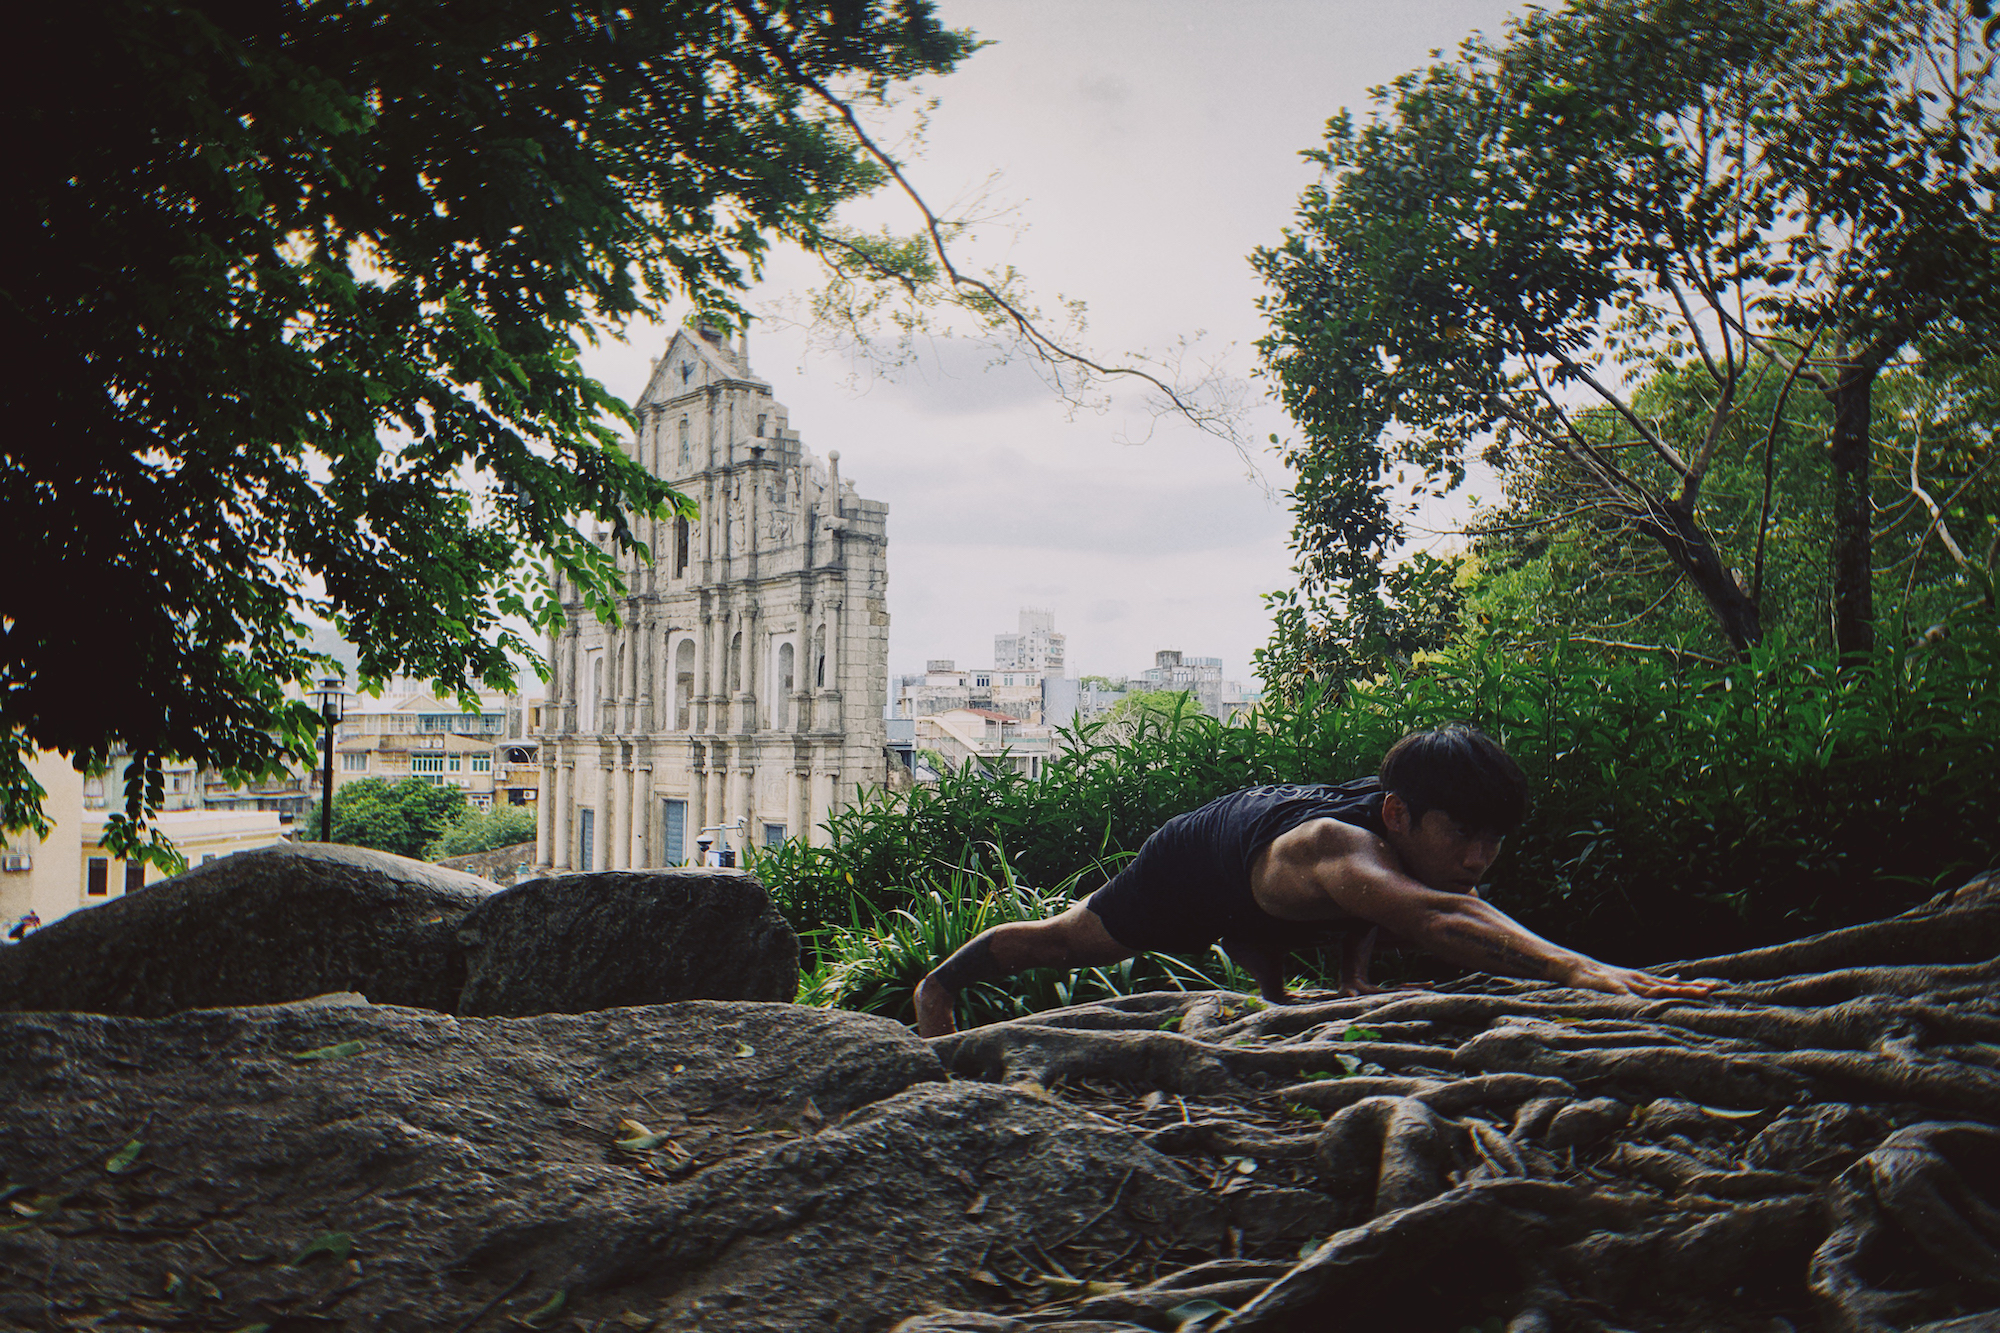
994, 607, 1065, 677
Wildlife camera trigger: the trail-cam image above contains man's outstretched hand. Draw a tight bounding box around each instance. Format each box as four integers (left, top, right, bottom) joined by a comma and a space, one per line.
1553, 957, 1719, 999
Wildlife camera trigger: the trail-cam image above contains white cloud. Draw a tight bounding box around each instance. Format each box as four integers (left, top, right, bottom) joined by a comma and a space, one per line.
580, 0, 1522, 688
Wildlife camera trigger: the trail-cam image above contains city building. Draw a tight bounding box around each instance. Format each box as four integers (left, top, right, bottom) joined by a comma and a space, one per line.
1140, 649, 1251, 721
326, 687, 542, 811
4, 750, 284, 933
894, 609, 1075, 727
914, 708, 1053, 779
994, 607, 1066, 676
893, 659, 1049, 724
539, 324, 891, 869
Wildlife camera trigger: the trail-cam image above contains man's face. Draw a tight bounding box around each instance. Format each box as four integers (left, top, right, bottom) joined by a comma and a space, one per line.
1383, 795, 1504, 892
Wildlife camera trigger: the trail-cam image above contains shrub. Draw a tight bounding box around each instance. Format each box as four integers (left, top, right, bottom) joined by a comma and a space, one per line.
763, 626, 1999, 1012
427, 803, 538, 860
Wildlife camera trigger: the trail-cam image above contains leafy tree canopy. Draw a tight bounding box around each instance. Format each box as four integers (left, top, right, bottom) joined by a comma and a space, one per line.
306, 777, 468, 860
2, 0, 974, 861
1254, 0, 2000, 691
427, 803, 540, 861
1102, 690, 1202, 727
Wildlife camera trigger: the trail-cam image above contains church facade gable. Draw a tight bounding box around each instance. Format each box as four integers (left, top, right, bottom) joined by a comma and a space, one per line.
536, 324, 890, 870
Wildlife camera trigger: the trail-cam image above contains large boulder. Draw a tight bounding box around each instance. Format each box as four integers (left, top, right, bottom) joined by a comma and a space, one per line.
0, 1000, 1247, 1332
455, 868, 800, 1015
0, 842, 495, 1016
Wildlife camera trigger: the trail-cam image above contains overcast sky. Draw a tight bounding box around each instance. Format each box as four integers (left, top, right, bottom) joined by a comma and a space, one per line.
580, 1, 1520, 689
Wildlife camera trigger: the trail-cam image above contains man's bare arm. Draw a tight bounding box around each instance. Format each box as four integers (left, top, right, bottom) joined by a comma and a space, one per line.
1302, 832, 1715, 999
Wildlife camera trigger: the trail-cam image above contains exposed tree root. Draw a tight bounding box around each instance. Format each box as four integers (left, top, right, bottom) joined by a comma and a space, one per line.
903, 882, 2000, 1331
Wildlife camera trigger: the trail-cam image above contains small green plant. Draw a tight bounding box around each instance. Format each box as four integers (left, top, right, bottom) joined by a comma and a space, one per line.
794, 843, 1255, 1027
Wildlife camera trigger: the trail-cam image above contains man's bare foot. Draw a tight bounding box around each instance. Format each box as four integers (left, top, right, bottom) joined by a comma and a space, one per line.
913, 976, 958, 1037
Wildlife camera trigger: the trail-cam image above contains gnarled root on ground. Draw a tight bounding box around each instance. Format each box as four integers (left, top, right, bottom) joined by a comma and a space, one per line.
902, 889, 2000, 1332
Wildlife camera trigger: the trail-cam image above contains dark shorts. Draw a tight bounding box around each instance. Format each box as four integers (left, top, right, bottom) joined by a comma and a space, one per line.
1085, 810, 1247, 952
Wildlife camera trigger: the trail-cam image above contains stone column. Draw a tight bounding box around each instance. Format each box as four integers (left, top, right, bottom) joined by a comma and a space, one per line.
631, 762, 651, 868
786, 766, 804, 845
728, 765, 747, 860
611, 750, 632, 871
739, 607, 757, 733
688, 750, 706, 861
706, 743, 726, 839
594, 756, 612, 872
811, 767, 835, 848
563, 629, 580, 734
535, 759, 555, 867
617, 624, 635, 734
698, 610, 716, 735
821, 599, 843, 731
552, 761, 573, 870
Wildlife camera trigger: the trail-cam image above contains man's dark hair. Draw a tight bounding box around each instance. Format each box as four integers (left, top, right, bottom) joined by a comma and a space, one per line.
1379, 724, 1529, 832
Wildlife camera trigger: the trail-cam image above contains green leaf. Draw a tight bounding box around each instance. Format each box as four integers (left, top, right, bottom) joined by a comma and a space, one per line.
104, 1139, 145, 1174
1341, 1025, 1383, 1041
520, 1290, 567, 1327
1168, 1299, 1234, 1329
289, 1041, 367, 1063
291, 1232, 353, 1265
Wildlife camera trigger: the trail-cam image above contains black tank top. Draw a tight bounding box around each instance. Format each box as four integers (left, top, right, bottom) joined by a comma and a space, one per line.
1188, 777, 1387, 879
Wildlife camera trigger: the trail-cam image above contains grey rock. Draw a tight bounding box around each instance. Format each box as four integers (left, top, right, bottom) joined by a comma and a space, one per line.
0, 842, 495, 1017
455, 868, 799, 1015
0, 1001, 1220, 1332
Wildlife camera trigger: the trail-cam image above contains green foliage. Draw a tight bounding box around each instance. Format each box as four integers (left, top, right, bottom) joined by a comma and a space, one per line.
792, 844, 1254, 1029
1467, 355, 1999, 660
1254, 0, 2000, 680
426, 803, 538, 861
1102, 690, 1201, 727
304, 778, 468, 861
759, 627, 2000, 1015
2, 1, 975, 855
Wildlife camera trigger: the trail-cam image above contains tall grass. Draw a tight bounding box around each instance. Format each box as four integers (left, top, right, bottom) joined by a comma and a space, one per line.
785, 841, 1255, 1027
765, 627, 2000, 1015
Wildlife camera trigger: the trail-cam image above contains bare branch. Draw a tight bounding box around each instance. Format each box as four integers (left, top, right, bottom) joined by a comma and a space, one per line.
1566, 636, 1729, 665
1752, 327, 1822, 605
1591, 571, 1688, 632
1662, 272, 1728, 389
1543, 349, 1691, 476
726, 0, 1252, 459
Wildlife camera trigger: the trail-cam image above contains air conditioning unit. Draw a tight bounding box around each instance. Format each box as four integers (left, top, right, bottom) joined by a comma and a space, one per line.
1, 853, 31, 873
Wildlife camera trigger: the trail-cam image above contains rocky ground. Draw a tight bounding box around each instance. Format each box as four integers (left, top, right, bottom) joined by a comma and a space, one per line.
1, 869, 1997, 1332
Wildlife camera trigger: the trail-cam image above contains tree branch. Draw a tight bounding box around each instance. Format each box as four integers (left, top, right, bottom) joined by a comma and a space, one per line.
1752, 328, 1821, 606
1543, 350, 1691, 477
726, 0, 1250, 456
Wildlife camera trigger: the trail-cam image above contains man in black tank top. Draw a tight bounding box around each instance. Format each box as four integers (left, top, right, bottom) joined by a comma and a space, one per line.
914, 725, 1715, 1038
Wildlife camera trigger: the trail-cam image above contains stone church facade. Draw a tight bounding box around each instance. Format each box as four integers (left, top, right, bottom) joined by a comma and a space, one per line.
535, 325, 889, 871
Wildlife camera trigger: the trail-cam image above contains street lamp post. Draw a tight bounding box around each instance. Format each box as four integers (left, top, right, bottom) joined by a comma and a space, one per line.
314, 677, 345, 843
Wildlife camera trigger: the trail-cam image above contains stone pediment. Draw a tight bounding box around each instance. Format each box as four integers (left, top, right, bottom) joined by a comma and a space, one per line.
640, 327, 767, 408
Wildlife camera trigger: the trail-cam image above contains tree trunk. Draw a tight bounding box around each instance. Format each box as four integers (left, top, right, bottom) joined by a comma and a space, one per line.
1635, 499, 1764, 655
1828, 357, 1879, 660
